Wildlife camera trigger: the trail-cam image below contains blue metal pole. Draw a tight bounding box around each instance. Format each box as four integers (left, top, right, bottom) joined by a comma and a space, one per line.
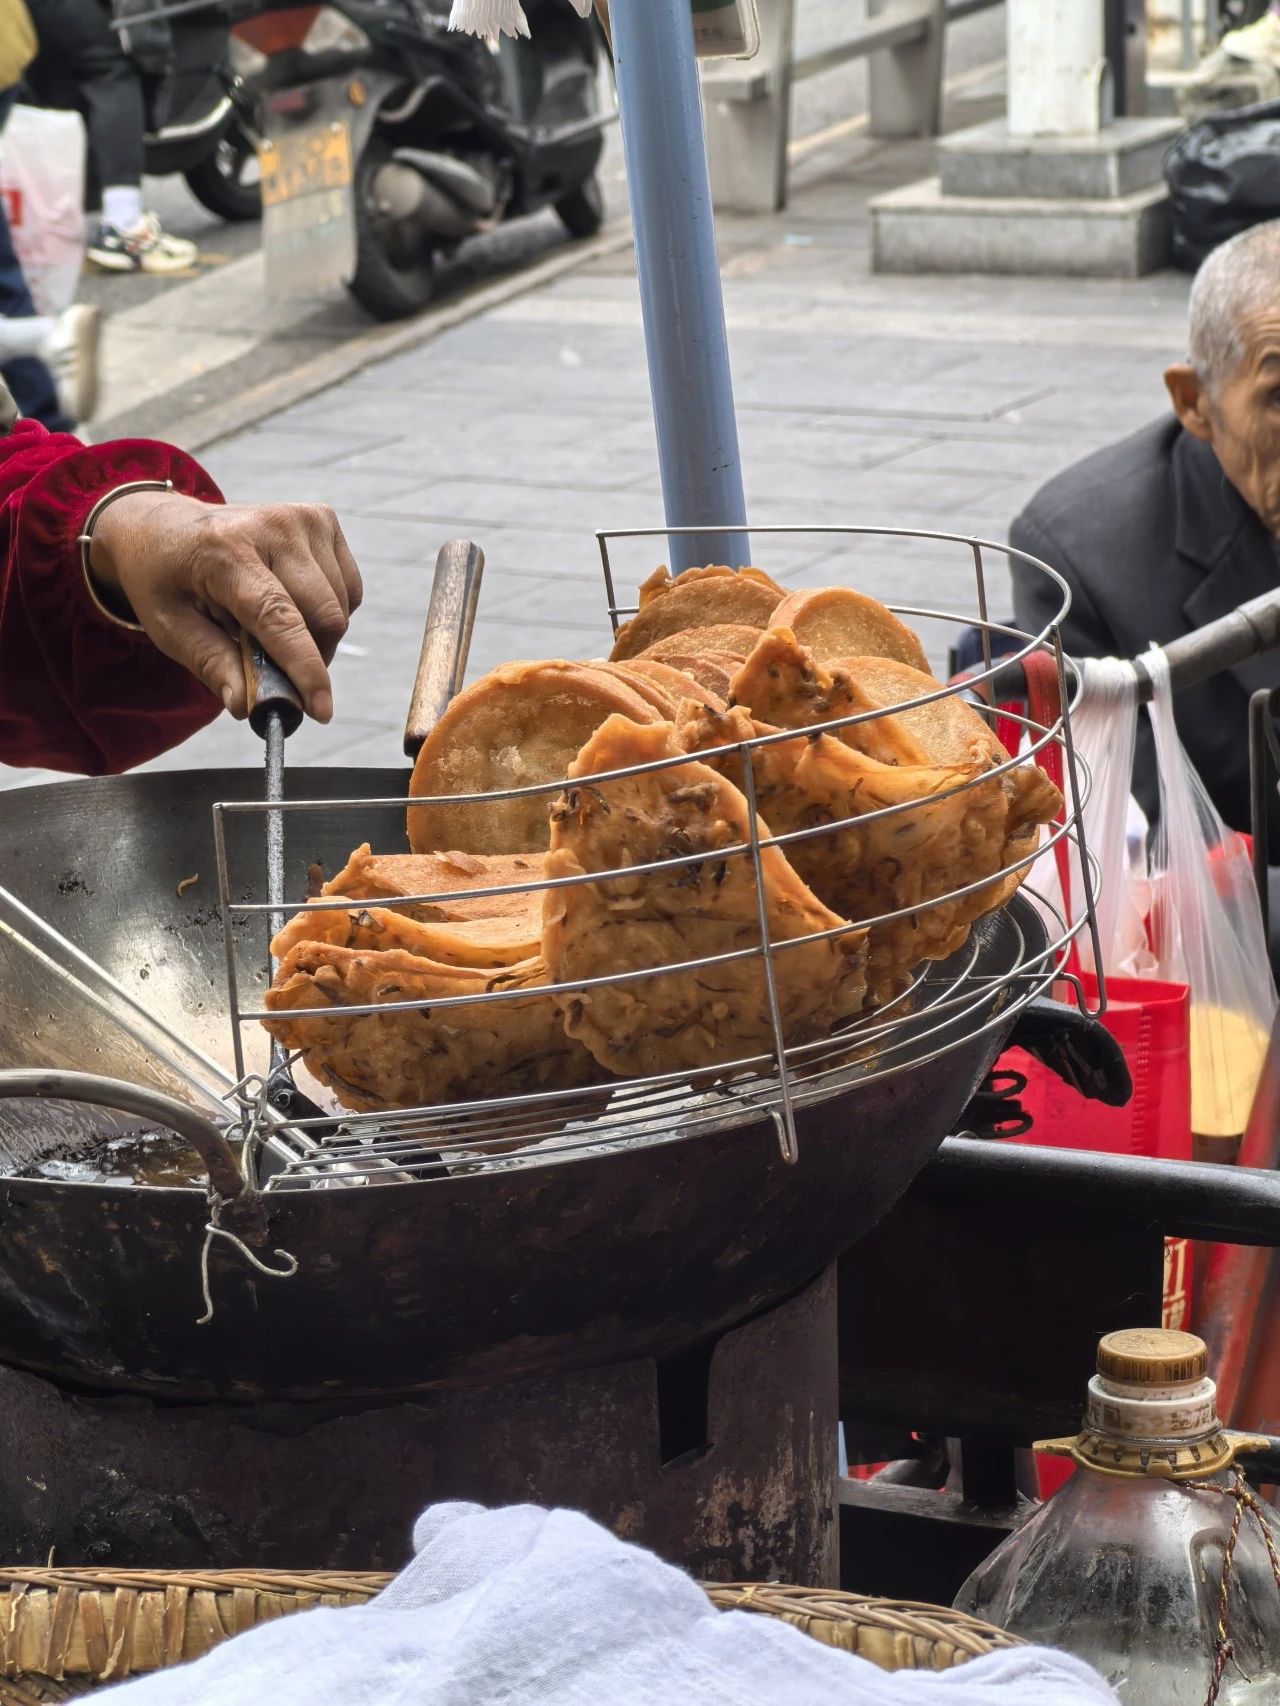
608, 0, 751, 571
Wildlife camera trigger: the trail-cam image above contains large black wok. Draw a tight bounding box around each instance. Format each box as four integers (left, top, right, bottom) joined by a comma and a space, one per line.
0, 764, 1050, 1403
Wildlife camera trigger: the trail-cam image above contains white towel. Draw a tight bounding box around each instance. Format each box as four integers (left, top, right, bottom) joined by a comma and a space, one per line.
102, 1502, 1117, 1705
448, 0, 591, 39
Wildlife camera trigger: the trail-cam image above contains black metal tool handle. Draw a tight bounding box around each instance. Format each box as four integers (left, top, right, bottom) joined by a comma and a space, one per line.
404, 539, 485, 759
984, 587, 1280, 705
0, 1069, 260, 1224
240, 634, 306, 741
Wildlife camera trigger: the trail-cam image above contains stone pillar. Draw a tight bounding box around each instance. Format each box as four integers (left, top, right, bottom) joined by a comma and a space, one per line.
1007, 0, 1110, 136
869, 0, 1181, 278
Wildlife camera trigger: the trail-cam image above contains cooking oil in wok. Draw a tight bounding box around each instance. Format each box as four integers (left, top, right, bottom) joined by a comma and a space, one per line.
0, 1105, 240, 1189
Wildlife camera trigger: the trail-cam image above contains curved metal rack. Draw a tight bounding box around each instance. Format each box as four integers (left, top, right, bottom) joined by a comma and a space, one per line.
212, 525, 1102, 1186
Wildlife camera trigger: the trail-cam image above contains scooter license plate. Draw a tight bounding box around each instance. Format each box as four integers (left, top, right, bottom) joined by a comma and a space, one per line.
259, 110, 357, 300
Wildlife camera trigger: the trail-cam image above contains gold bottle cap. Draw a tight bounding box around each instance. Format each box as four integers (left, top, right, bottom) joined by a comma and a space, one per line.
1097, 1329, 1207, 1386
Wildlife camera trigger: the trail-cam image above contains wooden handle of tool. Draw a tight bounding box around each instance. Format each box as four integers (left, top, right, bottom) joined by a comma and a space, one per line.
241, 633, 305, 741
404, 539, 485, 759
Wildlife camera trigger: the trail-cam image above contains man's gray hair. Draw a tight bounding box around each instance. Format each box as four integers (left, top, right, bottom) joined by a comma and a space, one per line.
1189, 219, 1280, 396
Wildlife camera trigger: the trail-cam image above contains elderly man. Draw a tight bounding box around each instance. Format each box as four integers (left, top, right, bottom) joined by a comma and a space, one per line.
0, 386, 359, 773
1010, 218, 1280, 849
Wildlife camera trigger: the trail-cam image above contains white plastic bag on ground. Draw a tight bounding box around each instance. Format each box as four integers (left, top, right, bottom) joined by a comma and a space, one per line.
0, 105, 86, 316
1144, 645, 1277, 1141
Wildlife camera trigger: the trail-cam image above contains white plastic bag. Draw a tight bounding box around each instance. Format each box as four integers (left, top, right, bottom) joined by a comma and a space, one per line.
0, 106, 86, 317
1030, 655, 1153, 979
1144, 645, 1277, 1141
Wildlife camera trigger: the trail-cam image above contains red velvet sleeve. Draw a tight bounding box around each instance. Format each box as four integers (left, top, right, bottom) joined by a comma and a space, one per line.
0, 420, 223, 775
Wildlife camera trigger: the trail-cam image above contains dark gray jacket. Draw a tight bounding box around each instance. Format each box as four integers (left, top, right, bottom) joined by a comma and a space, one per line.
1010, 415, 1280, 847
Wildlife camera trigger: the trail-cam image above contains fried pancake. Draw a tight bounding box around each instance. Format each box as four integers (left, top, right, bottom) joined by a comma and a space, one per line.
834, 654, 1065, 907
609, 658, 728, 714
770, 586, 930, 673
609, 564, 785, 661
271, 901, 538, 970
633, 652, 737, 701
325, 844, 545, 926
407, 660, 663, 855
680, 703, 1035, 1004
542, 715, 867, 1078
263, 945, 601, 1113
728, 630, 929, 767
641, 625, 763, 665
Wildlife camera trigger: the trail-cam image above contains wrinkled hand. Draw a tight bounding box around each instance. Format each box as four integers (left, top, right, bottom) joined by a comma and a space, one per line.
88, 491, 363, 723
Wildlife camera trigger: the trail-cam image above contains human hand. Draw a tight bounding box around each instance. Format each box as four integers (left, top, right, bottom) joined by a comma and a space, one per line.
88, 491, 363, 722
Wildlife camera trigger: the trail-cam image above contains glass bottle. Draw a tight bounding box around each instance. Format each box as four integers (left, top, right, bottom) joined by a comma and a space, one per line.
955, 1329, 1280, 1704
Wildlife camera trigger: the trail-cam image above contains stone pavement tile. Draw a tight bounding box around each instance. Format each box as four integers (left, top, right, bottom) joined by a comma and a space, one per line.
371, 478, 662, 534
333, 438, 654, 496
202, 464, 428, 515
1000, 386, 1170, 437
201, 427, 402, 474
877, 434, 1106, 483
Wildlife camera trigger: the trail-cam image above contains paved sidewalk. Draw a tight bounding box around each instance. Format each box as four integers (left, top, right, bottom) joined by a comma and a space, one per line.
9, 74, 1193, 789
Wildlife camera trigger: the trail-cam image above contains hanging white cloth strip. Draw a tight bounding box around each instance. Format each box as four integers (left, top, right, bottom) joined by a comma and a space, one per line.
448, 0, 592, 37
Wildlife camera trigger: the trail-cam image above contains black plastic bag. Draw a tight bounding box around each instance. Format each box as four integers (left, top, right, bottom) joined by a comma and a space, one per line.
1164, 99, 1280, 272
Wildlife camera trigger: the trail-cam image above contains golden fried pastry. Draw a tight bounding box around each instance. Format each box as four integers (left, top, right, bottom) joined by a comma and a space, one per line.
407, 660, 663, 855
264, 946, 602, 1113
325, 844, 545, 926
680, 703, 1053, 1004
542, 715, 867, 1078
271, 901, 538, 970
609, 658, 727, 714
834, 655, 1064, 907
771, 586, 930, 673
609, 564, 785, 661
728, 630, 929, 768
641, 625, 763, 665
633, 652, 737, 701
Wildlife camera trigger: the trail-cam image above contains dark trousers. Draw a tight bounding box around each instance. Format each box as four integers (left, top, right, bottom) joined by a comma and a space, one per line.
27, 0, 145, 189
0, 88, 71, 434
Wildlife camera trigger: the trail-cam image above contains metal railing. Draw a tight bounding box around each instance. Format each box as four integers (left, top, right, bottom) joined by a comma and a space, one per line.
703, 0, 1004, 213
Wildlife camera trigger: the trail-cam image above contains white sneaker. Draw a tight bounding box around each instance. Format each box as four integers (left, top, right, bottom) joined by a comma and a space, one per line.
87, 212, 199, 276
1220, 11, 1280, 66
38, 303, 102, 426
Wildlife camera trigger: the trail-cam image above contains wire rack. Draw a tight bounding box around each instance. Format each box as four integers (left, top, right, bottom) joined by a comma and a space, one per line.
211, 525, 1103, 1189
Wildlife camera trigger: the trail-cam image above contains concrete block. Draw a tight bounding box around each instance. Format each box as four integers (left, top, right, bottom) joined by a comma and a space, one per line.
870, 177, 1172, 279
937, 116, 1183, 202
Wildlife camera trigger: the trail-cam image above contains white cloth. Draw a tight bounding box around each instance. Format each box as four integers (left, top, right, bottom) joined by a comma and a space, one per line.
102, 1502, 1118, 1705
448, 0, 591, 39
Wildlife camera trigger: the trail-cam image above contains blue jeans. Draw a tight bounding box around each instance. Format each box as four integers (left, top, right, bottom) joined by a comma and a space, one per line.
0, 87, 73, 434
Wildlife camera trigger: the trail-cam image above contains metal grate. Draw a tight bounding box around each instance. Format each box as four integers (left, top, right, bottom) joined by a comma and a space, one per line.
212, 525, 1102, 1187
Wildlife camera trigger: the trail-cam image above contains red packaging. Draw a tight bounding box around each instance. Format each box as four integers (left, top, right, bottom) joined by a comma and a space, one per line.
1000, 972, 1192, 1495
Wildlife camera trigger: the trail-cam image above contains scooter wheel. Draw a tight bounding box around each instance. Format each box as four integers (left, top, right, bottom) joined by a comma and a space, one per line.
184, 124, 262, 224
555, 174, 605, 241
347, 144, 438, 323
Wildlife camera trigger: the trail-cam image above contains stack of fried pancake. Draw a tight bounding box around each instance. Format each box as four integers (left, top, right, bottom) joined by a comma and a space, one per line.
264, 565, 1062, 1112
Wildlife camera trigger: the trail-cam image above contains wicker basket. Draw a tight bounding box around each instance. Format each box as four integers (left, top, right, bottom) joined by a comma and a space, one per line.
0, 1569, 1021, 1700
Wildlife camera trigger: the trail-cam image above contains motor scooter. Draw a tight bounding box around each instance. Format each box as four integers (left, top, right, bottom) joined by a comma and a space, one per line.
227, 0, 609, 319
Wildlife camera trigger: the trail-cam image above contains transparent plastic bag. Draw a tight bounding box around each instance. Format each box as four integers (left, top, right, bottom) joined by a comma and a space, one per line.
1144, 645, 1277, 1146
1028, 655, 1153, 978
0, 106, 86, 316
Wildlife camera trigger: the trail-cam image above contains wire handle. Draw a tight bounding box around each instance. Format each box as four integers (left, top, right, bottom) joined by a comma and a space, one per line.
240, 634, 305, 741
404, 539, 485, 758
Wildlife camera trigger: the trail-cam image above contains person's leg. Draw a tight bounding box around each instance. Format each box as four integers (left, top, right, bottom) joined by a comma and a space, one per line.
26, 0, 196, 271
27, 0, 144, 206
0, 85, 73, 430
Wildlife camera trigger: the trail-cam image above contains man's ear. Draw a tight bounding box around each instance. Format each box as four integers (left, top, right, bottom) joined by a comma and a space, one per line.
1165, 363, 1214, 442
